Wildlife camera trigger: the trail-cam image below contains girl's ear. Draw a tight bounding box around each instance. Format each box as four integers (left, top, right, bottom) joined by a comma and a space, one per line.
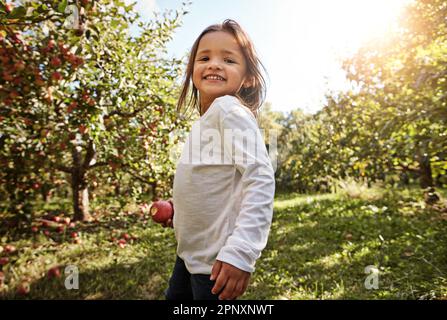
243, 76, 255, 89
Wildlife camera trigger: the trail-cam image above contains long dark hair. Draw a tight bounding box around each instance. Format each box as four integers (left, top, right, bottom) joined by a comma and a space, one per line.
177, 19, 267, 118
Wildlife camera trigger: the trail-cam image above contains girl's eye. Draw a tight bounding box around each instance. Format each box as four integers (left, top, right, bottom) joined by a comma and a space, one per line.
225, 58, 236, 64
198, 57, 209, 61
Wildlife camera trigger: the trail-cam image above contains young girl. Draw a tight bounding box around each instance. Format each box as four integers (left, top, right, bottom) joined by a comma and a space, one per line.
164, 19, 275, 300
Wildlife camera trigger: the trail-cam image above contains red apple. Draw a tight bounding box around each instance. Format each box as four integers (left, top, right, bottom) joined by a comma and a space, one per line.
0, 257, 9, 266
47, 39, 55, 50
2, 72, 13, 82
87, 98, 95, 106
5, 3, 13, 13
35, 77, 45, 86
3, 98, 13, 106
81, 93, 90, 102
14, 61, 25, 71
16, 282, 30, 296
118, 239, 126, 248
4, 245, 16, 254
47, 266, 61, 279
122, 233, 131, 241
11, 33, 22, 44
50, 57, 62, 67
70, 232, 78, 239
79, 124, 87, 134
51, 71, 62, 81
150, 200, 173, 223
67, 101, 77, 113
9, 90, 20, 99
58, 42, 68, 54
31, 226, 39, 233
73, 56, 84, 67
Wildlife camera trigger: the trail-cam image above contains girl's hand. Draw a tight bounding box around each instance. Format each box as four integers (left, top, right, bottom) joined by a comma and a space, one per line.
210, 260, 250, 300
161, 218, 173, 228
162, 198, 174, 228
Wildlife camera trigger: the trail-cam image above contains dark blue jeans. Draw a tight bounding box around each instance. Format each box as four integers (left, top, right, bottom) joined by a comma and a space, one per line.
165, 255, 220, 300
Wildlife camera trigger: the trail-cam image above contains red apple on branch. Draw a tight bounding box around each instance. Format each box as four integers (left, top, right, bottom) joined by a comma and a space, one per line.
67, 101, 77, 113
150, 200, 174, 223
47, 39, 55, 50
50, 57, 62, 67
5, 3, 13, 14
51, 71, 62, 81
14, 61, 25, 71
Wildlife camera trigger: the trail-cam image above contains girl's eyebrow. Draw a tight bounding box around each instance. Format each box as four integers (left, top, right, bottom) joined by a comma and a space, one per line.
197, 49, 240, 56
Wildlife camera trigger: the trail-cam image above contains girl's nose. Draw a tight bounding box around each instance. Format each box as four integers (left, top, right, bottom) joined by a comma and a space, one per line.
207, 59, 222, 70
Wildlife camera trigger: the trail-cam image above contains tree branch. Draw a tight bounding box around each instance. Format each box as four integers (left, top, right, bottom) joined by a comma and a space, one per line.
1, 13, 63, 26
55, 164, 72, 173
127, 170, 154, 185
89, 162, 109, 169
82, 140, 96, 172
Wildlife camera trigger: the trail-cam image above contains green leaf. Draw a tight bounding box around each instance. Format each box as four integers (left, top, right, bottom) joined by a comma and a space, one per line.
8, 6, 26, 19
37, 4, 48, 13
57, 0, 68, 13
111, 19, 120, 28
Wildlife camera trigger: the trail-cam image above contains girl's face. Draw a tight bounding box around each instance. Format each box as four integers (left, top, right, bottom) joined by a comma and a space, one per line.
192, 31, 249, 110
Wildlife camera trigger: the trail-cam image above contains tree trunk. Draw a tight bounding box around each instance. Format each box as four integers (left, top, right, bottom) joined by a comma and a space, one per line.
71, 147, 92, 221
72, 171, 91, 221
114, 183, 120, 197
417, 148, 439, 204
418, 152, 434, 189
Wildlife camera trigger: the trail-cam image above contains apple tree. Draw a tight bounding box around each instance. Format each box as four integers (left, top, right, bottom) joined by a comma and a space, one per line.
0, 0, 190, 221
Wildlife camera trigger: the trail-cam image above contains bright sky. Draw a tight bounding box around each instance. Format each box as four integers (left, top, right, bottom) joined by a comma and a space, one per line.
127, 0, 411, 114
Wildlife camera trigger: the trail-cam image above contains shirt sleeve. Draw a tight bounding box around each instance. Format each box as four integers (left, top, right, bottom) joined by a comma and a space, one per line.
216, 105, 275, 273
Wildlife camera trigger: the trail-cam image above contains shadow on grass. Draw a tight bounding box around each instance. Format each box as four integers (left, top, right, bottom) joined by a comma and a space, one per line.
246, 193, 447, 299
1, 226, 177, 300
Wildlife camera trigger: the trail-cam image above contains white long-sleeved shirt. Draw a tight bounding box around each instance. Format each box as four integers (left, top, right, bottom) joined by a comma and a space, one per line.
172, 95, 275, 274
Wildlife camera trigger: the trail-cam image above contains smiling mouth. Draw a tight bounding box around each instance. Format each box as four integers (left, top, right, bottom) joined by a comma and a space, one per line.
204, 75, 226, 81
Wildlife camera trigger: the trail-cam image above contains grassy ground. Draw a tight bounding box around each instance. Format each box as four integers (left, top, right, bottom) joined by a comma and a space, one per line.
1, 187, 446, 299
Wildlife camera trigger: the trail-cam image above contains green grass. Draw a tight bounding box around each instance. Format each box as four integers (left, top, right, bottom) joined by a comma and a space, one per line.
1, 188, 446, 299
